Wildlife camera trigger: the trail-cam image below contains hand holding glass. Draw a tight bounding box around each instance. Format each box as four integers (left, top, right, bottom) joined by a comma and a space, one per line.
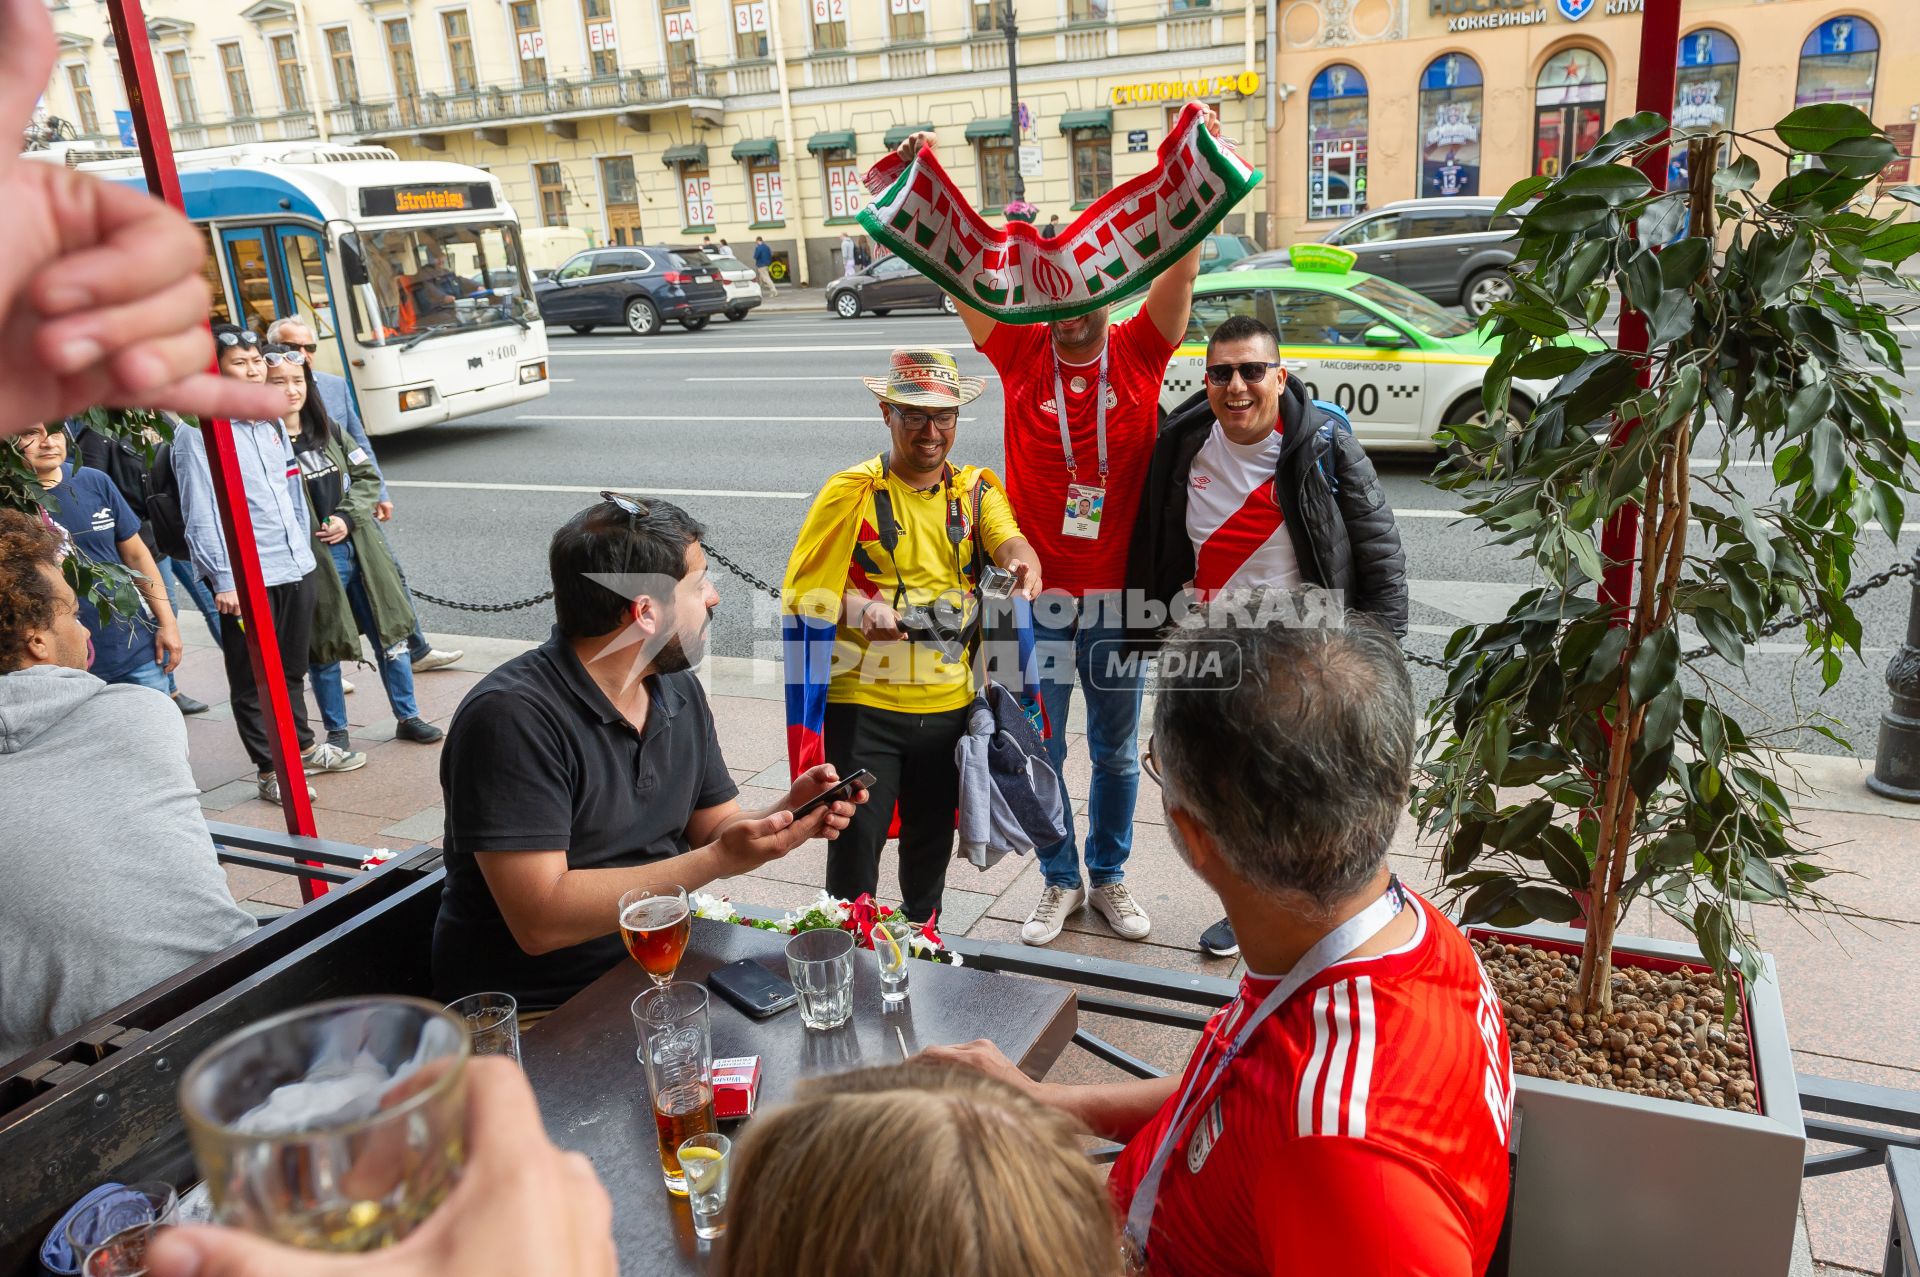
68, 1182, 178, 1277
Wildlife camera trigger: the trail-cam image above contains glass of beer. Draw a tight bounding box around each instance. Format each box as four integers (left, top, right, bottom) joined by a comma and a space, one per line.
178, 997, 470, 1251
632, 983, 716, 1196
67, 1182, 178, 1276
620, 886, 692, 988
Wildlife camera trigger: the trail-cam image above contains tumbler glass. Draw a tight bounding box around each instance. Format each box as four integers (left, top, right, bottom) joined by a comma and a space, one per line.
446, 992, 521, 1063
871, 917, 913, 1006
633, 983, 717, 1196
67, 1182, 178, 1277
786, 929, 855, 1030
178, 996, 470, 1252
676, 1132, 732, 1241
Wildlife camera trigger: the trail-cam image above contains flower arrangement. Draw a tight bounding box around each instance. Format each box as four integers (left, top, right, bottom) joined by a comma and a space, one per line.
1003, 200, 1040, 224
690, 890, 961, 965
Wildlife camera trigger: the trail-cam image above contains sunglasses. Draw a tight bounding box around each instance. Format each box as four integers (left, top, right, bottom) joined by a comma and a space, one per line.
216, 330, 262, 348
1204, 361, 1282, 386
601, 489, 651, 518
1140, 733, 1163, 788
287, 342, 318, 354
889, 407, 959, 432
263, 350, 307, 367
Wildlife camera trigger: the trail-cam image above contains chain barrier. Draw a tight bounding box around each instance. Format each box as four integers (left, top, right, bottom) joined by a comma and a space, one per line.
408, 587, 555, 614
704, 542, 783, 600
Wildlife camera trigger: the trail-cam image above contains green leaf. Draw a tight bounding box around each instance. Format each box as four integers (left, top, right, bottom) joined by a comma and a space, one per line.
1642, 682, 1685, 750
1648, 291, 1694, 346
1538, 826, 1590, 891
1494, 175, 1552, 219
1512, 886, 1582, 924
1580, 624, 1629, 688
1775, 103, 1879, 153
1574, 111, 1669, 168
1810, 417, 1845, 499
1819, 135, 1899, 178
1769, 167, 1872, 213
1513, 345, 1589, 380
1785, 382, 1834, 441
1871, 482, 1906, 542
1565, 528, 1606, 585
1713, 155, 1759, 193
1559, 164, 1654, 206
1693, 608, 1745, 668
1528, 197, 1613, 234
1648, 832, 1699, 869
1659, 237, 1712, 288
1628, 629, 1680, 707
1863, 223, 1920, 266
1623, 248, 1663, 314
1749, 231, 1814, 303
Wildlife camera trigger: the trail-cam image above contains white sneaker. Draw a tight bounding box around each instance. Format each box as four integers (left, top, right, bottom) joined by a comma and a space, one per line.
340, 677, 356, 694
1089, 882, 1152, 941
411, 647, 464, 672
1021, 883, 1086, 946
302, 741, 368, 773
257, 772, 318, 803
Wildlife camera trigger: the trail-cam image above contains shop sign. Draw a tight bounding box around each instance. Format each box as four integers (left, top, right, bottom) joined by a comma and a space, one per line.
1555, 0, 1595, 19
1127, 129, 1148, 153
1018, 144, 1043, 178
1108, 71, 1259, 106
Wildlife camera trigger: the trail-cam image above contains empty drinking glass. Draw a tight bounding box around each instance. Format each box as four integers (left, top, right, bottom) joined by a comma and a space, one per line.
786, 929, 855, 1031
67, 1182, 178, 1277
633, 983, 717, 1196
676, 1132, 732, 1240
446, 992, 521, 1063
178, 996, 470, 1252
871, 917, 912, 1006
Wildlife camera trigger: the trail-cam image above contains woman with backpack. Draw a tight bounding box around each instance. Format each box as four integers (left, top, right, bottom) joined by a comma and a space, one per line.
260, 344, 443, 752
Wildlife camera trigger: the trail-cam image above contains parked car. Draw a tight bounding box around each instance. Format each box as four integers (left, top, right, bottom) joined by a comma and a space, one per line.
1112, 258, 1601, 452
1289, 198, 1519, 317
676, 247, 763, 321
533, 246, 730, 335
826, 253, 960, 319
1198, 232, 1262, 274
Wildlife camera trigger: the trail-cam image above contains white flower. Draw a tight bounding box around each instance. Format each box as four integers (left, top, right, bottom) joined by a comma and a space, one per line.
689, 892, 737, 922
909, 934, 938, 958
809, 890, 852, 924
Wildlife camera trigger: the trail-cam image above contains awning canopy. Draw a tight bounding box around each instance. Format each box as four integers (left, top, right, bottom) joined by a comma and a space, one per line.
661, 142, 707, 167
806, 130, 856, 155
730, 137, 779, 161
1059, 108, 1113, 134
964, 118, 1014, 141
882, 122, 935, 148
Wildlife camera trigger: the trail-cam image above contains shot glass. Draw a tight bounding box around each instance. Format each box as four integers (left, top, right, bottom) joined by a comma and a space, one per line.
871, 917, 912, 1006
67, 1182, 178, 1277
785, 929, 855, 1031
633, 983, 717, 1196
178, 996, 470, 1252
676, 1132, 732, 1241
446, 992, 521, 1063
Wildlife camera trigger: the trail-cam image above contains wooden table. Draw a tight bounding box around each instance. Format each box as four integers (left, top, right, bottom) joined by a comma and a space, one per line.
522, 918, 1078, 1274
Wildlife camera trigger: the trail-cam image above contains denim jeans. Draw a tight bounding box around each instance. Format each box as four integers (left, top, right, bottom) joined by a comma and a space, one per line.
109, 656, 172, 694
1032, 593, 1144, 890
309, 542, 419, 733
162, 556, 222, 644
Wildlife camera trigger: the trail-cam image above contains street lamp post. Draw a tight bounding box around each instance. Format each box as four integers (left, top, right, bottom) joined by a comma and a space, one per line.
1002, 1, 1023, 202
1869, 547, 1920, 802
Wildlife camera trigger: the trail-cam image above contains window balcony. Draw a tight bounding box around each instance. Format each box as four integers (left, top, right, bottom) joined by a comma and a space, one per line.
804, 54, 853, 88
728, 62, 775, 95
323, 67, 721, 143
883, 45, 930, 79
1164, 11, 1216, 50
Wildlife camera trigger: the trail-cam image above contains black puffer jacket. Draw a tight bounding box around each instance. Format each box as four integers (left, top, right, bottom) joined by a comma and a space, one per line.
1124, 375, 1409, 642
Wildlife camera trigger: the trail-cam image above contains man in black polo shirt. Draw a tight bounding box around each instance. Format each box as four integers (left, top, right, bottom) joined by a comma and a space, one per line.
434, 496, 859, 1008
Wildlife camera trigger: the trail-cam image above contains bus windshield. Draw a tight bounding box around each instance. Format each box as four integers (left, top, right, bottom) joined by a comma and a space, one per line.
1349, 277, 1477, 339
340, 221, 538, 346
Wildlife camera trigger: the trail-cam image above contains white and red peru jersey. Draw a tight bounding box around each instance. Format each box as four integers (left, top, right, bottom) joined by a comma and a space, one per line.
1109, 892, 1515, 1277
1184, 421, 1303, 599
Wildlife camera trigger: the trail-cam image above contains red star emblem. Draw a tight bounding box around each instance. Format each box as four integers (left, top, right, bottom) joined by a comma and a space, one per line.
1561, 56, 1583, 82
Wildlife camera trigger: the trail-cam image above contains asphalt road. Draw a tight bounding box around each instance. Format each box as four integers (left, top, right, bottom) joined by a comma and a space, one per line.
366, 306, 1920, 761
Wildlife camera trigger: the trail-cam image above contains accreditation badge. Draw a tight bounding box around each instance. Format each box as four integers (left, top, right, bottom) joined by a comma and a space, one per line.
1062, 483, 1106, 540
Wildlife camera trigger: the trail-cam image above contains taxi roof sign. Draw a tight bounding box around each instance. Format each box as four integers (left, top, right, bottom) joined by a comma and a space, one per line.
1289, 243, 1356, 274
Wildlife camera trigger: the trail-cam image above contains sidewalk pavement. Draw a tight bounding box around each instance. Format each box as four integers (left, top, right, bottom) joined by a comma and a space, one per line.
170, 623, 1913, 1274
752, 286, 827, 314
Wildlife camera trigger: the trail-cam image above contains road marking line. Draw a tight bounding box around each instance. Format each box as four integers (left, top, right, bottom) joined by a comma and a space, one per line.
554, 343, 956, 356
386, 479, 811, 499
1392, 507, 1919, 532
683, 374, 999, 382
514, 413, 977, 423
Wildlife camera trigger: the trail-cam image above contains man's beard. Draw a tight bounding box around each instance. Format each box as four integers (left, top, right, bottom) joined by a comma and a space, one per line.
647, 608, 714, 674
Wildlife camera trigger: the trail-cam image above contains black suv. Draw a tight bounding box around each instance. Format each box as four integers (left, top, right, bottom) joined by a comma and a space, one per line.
533, 246, 730, 335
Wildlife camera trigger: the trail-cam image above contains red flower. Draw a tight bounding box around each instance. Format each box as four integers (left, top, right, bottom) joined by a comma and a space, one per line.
919, 912, 944, 950
849, 894, 878, 949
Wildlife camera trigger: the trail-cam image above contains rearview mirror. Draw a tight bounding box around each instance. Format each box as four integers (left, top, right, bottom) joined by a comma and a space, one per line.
1363, 324, 1406, 349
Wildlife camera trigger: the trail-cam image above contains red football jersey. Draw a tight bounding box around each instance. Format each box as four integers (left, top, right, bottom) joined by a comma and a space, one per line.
1109, 892, 1514, 1277
979, 314, 1178, 597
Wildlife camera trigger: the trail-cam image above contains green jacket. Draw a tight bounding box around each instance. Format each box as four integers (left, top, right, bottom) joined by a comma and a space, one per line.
300, 426, 418, 666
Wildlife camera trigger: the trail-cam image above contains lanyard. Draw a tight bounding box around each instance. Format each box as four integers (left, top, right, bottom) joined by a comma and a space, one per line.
1053, 343, 1110, 485
1120, 879, 1407, 1274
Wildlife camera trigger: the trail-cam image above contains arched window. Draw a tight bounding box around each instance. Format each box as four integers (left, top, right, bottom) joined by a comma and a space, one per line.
1669, 29, 1738, 191
1795, 16, 1877, 112
1533, 48, 1607, 178
1418, 53, 1483, 199
1308, 64, 1368, 221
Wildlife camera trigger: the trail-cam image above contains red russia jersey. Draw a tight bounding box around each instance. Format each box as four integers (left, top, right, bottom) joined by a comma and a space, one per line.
1109, 892, 1514, 1277
979, 313, 1178, 597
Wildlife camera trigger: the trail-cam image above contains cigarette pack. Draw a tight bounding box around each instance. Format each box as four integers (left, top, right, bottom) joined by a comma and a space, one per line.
714, 1055, 762, 1119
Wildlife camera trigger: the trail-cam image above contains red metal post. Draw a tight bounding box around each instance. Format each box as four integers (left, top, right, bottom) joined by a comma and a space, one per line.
1598, 0, 1685, 618
105, 0, 325, 898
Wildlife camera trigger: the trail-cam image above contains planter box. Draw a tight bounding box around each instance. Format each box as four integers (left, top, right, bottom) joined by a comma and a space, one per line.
1473, 922, 1805, 1277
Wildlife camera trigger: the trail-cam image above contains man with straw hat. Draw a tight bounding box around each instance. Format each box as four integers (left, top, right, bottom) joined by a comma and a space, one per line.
782, 348, 1043, 924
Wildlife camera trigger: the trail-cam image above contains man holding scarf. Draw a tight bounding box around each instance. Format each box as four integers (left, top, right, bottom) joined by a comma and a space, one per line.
892, 112, 1213, 948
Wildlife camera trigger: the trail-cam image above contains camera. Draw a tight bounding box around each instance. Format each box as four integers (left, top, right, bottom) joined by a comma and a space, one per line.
898, 603, 969, 666
980, 564, 1016, 601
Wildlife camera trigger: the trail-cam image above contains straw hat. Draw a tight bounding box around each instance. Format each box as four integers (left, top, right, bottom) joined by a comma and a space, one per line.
862, 347, 988, 409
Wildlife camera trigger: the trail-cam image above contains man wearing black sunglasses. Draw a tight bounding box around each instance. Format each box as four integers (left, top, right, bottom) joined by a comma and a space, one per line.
1126, 312, 1407, 959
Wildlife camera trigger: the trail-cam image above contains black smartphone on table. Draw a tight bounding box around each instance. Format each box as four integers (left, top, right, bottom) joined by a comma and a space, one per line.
790, 769, 877, 820
707, 959, 799, 1019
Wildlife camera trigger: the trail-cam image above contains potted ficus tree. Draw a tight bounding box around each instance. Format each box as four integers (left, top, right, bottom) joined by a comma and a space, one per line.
1416, 104, 1920, 1275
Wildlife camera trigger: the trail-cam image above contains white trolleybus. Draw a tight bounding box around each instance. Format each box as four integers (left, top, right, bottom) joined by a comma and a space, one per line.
63, 141, 551, 434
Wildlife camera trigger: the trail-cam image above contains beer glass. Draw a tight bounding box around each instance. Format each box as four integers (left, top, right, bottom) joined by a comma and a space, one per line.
786, 929, 855, 1030
677, 1132, 732, 1240
67, 1182, 178, 1277
620, 886, 692, 988
178, 997, 470, 1252
871, 917, 913, 1006
632, 983, 716, 1196
446, 992, 520, 1063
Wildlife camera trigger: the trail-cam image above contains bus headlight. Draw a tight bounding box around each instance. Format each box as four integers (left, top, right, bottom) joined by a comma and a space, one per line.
519, 361, 548, 385
398, 388, 434, 412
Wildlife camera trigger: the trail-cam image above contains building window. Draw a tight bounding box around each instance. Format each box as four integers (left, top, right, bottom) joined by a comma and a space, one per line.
1070, 129, 1111, 203
272, 34, 307, 112
583, 0, 618, 77
748, 156, 785, 223
888, 0, 926, 44
511, 1, 547, 85
1066, 0, 1109, 22
680, 165, 715, 228
1533, 48, 1606, 178
324, 27, 357, 103
166, 50, 199, 124
442, 12, 478, 93
972, 1, 996, 33
977, 134, 1017, 208
1666, 28, 1739, 191
823, 153, 863, 219
218, 43, 254, 117
733, 2, 768, 59
812, 0, 847, 49
384, 21, 419, 103
1307, 63, 1367, 220
1418, 53, 1481, 199
666, 35, 698, 93
535, 161, 568, 226
65, 64, 99, 135
1795, 16, 1876, 113
602, 155, 642, 244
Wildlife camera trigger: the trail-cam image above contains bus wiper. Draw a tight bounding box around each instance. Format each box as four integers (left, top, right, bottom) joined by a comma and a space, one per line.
401, 323, 458, 352
504, 308, 530, 332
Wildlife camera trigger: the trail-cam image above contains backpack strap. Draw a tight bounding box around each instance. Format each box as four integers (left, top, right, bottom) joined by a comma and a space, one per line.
1309, 399, 1352, 496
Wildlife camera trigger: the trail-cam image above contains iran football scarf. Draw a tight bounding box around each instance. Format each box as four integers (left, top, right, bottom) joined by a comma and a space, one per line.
856, 101, 1261, 324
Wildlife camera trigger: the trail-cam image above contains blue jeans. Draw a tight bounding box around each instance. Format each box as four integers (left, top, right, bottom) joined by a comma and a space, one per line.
162, 556, 222, 644
1032, 594, 1144, 890
108, 656, 171, 694
309, 542, 419, 733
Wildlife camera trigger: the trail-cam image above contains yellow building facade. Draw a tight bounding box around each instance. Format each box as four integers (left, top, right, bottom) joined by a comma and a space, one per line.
36, 0, 1918, 285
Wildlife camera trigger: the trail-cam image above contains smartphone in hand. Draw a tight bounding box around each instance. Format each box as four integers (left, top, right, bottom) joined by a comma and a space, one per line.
791, 769, 877, 821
